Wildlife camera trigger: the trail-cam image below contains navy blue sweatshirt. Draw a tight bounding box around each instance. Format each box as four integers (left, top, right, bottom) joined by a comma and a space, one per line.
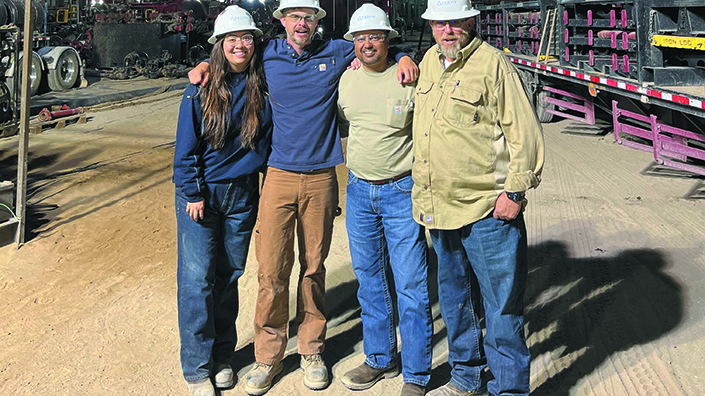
172, 74, 273, 202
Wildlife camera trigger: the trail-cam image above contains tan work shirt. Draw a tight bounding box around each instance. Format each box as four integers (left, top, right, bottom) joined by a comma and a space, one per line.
338, 63, 416, 180
412, 35, 545, 230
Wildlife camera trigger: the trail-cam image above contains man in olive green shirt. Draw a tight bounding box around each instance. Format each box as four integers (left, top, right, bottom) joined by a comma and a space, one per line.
415, 1, 544, 396
336, 5, 431, 396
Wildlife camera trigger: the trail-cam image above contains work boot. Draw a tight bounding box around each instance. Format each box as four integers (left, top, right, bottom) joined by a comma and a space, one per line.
401, 383, 426, 396
340, 362, 400, 390
300, 354, 329, 390
427, 381, 489, 396
186, 378, 215, 396
213, 363, 234, 388
244, 362, 283, 395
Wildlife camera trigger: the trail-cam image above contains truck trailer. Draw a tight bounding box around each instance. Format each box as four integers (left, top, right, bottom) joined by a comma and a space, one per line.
475, 0, 705, 183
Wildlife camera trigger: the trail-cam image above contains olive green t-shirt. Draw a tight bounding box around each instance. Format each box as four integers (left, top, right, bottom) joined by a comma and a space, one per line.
337, 63, 416, 180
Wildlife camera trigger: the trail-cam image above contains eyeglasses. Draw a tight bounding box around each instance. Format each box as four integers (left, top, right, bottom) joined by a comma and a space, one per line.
353, 33, 387, 43
431, 19, 469, 29
224, 35, 255, 46
286, 13, 317, 23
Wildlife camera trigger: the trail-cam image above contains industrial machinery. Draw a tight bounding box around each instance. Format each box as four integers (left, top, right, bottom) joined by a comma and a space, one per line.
475, 0, 705, 179
0, 3, 83, 136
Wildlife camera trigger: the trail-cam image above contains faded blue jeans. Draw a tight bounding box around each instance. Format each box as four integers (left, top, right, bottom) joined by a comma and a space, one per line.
175, 175, 258, 382
345, 171, 433, 386
429, 213, 530, 396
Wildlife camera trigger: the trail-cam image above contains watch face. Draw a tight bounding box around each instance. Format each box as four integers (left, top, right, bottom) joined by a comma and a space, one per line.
507, 192, 524, 202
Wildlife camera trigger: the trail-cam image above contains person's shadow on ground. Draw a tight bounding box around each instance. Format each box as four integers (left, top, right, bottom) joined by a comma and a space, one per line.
526, 241, 681, 395
228, 239, 682, 395
427, 240, 682, 395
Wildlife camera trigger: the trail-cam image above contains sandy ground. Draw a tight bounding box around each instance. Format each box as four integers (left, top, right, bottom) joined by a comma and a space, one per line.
1, 90, 704, 396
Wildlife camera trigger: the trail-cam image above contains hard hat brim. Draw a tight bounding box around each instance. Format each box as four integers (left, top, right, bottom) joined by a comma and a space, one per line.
421, 8, 481, 20
273, 7, 326, 19
208, 28, 264, 45
343, 28, 399, 41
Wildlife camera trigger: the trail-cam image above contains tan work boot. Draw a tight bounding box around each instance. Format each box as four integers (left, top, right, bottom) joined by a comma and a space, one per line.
427, 381, 489, 396
340, 362, 400, 390
244, 362, 283, 395
300, 354, 329, 390
186, 378, 215, 396
401, 383, 426, 396
213, 363, 234, 388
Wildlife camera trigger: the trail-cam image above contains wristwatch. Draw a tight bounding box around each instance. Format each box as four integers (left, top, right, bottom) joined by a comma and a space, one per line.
505, 191, 525, 203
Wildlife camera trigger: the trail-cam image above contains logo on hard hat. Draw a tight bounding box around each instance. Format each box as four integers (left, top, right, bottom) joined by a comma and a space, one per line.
357, 15, 376, 21
436, 0, 458, 5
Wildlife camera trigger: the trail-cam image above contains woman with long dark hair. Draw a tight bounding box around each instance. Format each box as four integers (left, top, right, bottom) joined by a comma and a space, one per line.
172, 6, 271, 396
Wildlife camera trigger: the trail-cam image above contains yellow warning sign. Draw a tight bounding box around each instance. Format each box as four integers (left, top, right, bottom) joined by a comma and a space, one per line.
651, 35, 705, 51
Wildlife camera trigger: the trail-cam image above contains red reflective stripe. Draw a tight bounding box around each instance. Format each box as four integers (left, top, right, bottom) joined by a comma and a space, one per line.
509, 56, 704, 106
672, 95, 689, 105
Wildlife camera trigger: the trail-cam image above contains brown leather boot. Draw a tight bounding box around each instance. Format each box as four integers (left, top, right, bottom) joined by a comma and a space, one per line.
340, 362, 400, 390
401, 383, 426, 396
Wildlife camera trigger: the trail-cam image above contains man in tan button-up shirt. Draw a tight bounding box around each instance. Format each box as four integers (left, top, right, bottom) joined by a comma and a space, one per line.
415, 1, 544, 396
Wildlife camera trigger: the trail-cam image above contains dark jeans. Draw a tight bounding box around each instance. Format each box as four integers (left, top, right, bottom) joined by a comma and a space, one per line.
175, 175, 258, 381
430, 213, 530, 396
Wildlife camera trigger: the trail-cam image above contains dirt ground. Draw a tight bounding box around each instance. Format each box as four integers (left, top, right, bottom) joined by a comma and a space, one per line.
1, 90, 704, 396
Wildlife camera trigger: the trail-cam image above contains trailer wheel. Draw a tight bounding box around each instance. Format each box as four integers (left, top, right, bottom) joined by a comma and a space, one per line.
6, 51, 42, 97
0, 81, 11, 122
0, 1, 7, 26
535, 89, 555, 123
47, 49, 80, 92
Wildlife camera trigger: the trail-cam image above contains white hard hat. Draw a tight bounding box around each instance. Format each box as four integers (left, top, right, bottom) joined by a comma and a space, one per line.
208, 6, 263, 45
273, 0, 326, 19
344, 3, 398, 41
421, 0, 480, 20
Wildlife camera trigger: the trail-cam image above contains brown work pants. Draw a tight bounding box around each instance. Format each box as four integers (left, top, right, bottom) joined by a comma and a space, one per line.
254, 166, 338, 365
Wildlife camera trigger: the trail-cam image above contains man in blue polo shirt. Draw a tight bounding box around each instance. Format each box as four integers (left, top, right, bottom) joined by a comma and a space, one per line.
189, 1, 418, 394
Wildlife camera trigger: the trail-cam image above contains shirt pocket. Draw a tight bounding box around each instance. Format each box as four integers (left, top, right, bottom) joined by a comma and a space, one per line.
386, 98, 413, 128
443, 86, 484, 127
308, 57, 339, 87
414, 80, 434, 109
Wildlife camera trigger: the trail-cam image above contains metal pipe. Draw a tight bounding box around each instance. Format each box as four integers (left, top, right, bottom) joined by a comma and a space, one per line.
37, 105, 84, 122
17, 0, 36, 245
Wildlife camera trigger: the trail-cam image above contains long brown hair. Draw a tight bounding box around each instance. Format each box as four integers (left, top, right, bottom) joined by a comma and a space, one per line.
200, 34, 267, 149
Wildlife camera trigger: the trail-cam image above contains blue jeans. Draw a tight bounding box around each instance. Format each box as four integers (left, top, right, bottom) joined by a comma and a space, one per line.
429, 214, 530, 396
346, 172, 433, 386
175, 175, 258, 381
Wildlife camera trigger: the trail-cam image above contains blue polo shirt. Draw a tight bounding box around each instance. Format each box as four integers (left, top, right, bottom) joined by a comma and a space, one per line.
262, 38, 406, 171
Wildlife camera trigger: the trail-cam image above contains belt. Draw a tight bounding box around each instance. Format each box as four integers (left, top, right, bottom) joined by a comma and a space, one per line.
361, 170, 412, 185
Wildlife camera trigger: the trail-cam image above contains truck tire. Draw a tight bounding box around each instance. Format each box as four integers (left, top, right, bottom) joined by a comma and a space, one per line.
0, 1, 7, 26
47, 49, 80, 91
535, 89, 555, 123
6, 51, 42, 97
0, 81, 11, 122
